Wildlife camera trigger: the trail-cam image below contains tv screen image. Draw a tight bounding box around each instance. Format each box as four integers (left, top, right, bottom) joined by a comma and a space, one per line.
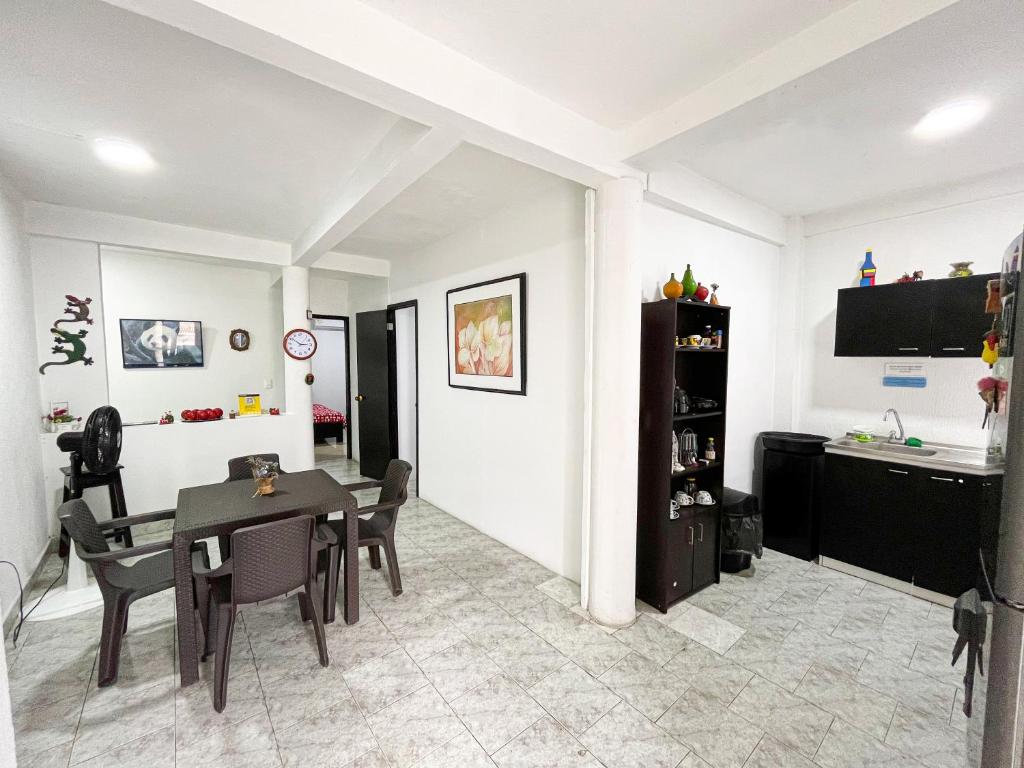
120, 319, 204, 368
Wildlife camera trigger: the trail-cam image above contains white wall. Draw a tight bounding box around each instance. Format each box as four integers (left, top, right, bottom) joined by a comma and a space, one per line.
640, 202, 783, 492
394, 305, 417, 469
388, 184, 585, 579
0, 177, 48, 630
31, 237, 109, 419
100, 248, 284, 422
310, 274, 350, 317
794, 192, 1024, 447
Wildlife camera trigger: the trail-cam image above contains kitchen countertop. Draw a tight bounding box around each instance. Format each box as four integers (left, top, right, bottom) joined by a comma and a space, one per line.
824, 435, 1004, 476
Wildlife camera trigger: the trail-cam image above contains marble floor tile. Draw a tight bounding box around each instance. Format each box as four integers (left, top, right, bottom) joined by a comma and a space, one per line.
579, 701, 688, 768
492, 715, 600, 768
781, 625, 868, 675
18, 741, 74, 768
743, 736, 817, 768
612, 614, 689, 666
323, 615, 400, 672
343, 647, 428, 715
682, 584, 740, 617
598, 651, 687, 721
658, 688, 763, 768
536, 576, 582, 608
275, 698, 377, 768
452, 673, 545, 754
516, 598, 585, 644
345, 749, 390, 768
486, 629, 570, 688
855, 652, 957, 721
71, 678, 174, 764
175, 710, 283, 768
175, 669, 266, 749
795, 663, 898, 741
667, 605, 746, 655
14, 695, 82, 765
390, 613, 466, 662
261, 662, 351, 732
678, 753, 713, 768
528, 662, 620, 736
72, 725, 174, 768
814, 718, 923, 768
720, 602, 798, 643
550, 621, 631, 676
419, 638, 501, 702
728, 674, 833, 756
413, 731, 495, 768
368, 685, 466, 768
884, 703, 965, 768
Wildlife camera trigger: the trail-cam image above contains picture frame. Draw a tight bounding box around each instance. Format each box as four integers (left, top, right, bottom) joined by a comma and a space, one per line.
446, 272, 527, 395
229, 328, 250, 351
119, 319, 204, 368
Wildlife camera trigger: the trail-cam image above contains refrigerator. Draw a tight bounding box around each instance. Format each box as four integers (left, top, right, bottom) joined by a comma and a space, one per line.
979, 229, 1024, 766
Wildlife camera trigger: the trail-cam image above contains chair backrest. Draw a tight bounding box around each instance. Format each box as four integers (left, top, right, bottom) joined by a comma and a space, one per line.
229, 515, 313, 604
226, 453, 284, 482
59, 498, 111, 556
369, 460, 412, 531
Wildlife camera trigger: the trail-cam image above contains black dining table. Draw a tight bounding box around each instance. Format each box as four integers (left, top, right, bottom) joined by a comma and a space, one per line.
173, 468, 359, 687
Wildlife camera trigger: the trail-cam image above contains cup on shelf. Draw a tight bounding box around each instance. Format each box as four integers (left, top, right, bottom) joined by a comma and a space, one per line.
695, 490, 714, 505
675, 491, 695, 506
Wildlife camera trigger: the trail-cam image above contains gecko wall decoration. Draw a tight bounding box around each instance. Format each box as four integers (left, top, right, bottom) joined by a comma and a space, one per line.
39, 295, 95, 374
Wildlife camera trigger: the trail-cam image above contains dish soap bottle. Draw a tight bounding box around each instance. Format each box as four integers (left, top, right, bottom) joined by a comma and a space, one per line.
705, 437, 716, 462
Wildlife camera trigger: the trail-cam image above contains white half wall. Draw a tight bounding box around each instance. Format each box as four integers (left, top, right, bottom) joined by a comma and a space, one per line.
100, 247, 285, 422
388, 185, 586, 579
0, 176, 48, 630
794, 191, 1024, 447
640, 201, 783, 493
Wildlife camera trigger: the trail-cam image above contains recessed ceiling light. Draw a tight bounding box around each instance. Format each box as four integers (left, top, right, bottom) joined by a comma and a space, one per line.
92, 137, 155, 171
912, 100, 989, 140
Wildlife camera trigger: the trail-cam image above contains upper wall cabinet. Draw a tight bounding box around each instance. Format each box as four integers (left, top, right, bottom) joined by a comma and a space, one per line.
834, 273, 997, 357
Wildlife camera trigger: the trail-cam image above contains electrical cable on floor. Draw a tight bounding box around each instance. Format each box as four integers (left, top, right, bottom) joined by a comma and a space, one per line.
0, 557, 66, 647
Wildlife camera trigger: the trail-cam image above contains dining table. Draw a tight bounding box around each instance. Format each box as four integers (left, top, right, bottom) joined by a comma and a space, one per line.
173, 468, 359, 687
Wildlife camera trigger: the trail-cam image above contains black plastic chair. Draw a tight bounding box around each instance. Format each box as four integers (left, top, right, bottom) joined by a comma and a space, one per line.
58, 499, 209, 687
194, 515, 330, 712
322, 459, 412, 622
217, 454, 288, 560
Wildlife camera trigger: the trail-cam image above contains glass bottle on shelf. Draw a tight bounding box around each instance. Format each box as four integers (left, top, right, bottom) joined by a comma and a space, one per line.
705, 437, 716, 461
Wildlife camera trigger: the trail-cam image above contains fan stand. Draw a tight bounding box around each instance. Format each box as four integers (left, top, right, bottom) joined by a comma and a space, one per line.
26, 548, 103, 620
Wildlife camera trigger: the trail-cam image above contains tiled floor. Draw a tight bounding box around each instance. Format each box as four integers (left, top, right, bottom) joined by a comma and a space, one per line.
7, 450, 980, 767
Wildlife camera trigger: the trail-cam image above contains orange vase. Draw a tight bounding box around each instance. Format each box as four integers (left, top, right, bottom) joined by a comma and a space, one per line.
663, 273, 683, 300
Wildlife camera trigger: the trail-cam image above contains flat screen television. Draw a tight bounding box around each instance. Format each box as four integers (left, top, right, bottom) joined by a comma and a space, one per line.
120, 319, 204, 368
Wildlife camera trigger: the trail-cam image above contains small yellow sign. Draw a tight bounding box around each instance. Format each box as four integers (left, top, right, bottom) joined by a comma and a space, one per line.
238, 394, 261, 416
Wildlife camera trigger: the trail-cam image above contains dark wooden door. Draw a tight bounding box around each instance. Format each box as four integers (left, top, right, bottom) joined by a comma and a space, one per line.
692, 508, 718, 590
929, 274, 996, 357
914, 472, 981, 596
822, 455, 913, 582
355, 310, 395, 479
834, 282, 933, 356
664, 518, 695, 605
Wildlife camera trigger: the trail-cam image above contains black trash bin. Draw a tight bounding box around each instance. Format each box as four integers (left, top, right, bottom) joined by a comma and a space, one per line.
752, 431, 830, 561
720, 488, 763, 573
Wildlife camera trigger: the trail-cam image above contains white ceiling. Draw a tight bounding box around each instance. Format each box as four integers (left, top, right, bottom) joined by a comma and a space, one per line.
656, 0, 1024, 217
0, 0, 402, 242
338, 143, 577, 257
358, 0, 855, 129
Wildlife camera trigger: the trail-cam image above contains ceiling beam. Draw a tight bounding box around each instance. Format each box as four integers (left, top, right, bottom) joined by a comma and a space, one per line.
291, 120, 461, 267
620, 0, 959, 168
98, 0, 635, 188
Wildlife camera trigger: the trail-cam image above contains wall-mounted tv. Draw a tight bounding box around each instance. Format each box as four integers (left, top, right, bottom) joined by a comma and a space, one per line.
120, 319, 204, 368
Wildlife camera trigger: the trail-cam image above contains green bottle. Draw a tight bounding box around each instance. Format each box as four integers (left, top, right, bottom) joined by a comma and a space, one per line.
682, 264, 697, 297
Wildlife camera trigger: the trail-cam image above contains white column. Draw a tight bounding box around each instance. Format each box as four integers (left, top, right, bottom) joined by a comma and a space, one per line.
586, 177, 643, 627
282, 266, 315, 469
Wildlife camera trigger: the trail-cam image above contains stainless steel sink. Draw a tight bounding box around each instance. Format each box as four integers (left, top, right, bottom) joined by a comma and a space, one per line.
824, 434, 1002, 475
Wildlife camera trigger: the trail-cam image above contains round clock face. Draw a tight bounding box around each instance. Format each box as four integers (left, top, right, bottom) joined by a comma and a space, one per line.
283, 328, 317, 360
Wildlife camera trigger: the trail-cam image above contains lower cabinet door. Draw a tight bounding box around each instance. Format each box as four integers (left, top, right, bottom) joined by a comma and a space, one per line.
665, 520, 695, 603
914, 473, 981, 597
692, 509, 718, 590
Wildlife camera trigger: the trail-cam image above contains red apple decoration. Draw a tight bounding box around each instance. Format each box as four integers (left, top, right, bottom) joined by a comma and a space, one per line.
182, 409, 193, 421
213, 407, 224, 419
694, 282, 710, 302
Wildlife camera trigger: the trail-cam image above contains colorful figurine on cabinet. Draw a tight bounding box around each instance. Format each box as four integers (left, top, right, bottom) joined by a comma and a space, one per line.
859, 249, 877, 287
709, 283, 720, 305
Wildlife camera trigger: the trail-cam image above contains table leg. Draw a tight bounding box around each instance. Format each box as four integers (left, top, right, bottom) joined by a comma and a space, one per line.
173, 534, 200, 687
344, 509, 359, 624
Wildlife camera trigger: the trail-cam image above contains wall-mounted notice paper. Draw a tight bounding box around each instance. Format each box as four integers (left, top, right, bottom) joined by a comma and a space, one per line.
883, 362, 927, 388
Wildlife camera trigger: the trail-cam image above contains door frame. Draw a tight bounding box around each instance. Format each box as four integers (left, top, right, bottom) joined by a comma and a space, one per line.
387, 299, 419, 493
310, 314, 353, 460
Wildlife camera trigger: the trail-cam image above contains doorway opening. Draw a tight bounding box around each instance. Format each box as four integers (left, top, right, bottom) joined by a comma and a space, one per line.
389, 301, 419, 496
310, 314, 352, 460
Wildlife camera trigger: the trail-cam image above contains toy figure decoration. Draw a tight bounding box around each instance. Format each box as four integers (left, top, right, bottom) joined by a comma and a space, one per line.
982, 331, 999, 368
709, 283, 720, 305
39, 295, 94, 374
949, 261, 975, 278
859, 249, 877, 287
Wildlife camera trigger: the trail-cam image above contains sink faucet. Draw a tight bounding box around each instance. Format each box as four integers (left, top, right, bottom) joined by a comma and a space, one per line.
883, 408, 905, 444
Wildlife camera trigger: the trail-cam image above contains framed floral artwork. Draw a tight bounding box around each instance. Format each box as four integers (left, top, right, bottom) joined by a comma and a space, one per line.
447, 273, 527, 395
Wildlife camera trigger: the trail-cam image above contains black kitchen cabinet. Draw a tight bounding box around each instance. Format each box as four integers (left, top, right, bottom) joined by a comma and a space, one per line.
823, 452, 1001, 597
692, 507, 719, 590
930, 274, 996, 356
822, 454, 912, 582
664, 517, 695, 603
834, 273, 997, 358
834, 281, 933, 357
